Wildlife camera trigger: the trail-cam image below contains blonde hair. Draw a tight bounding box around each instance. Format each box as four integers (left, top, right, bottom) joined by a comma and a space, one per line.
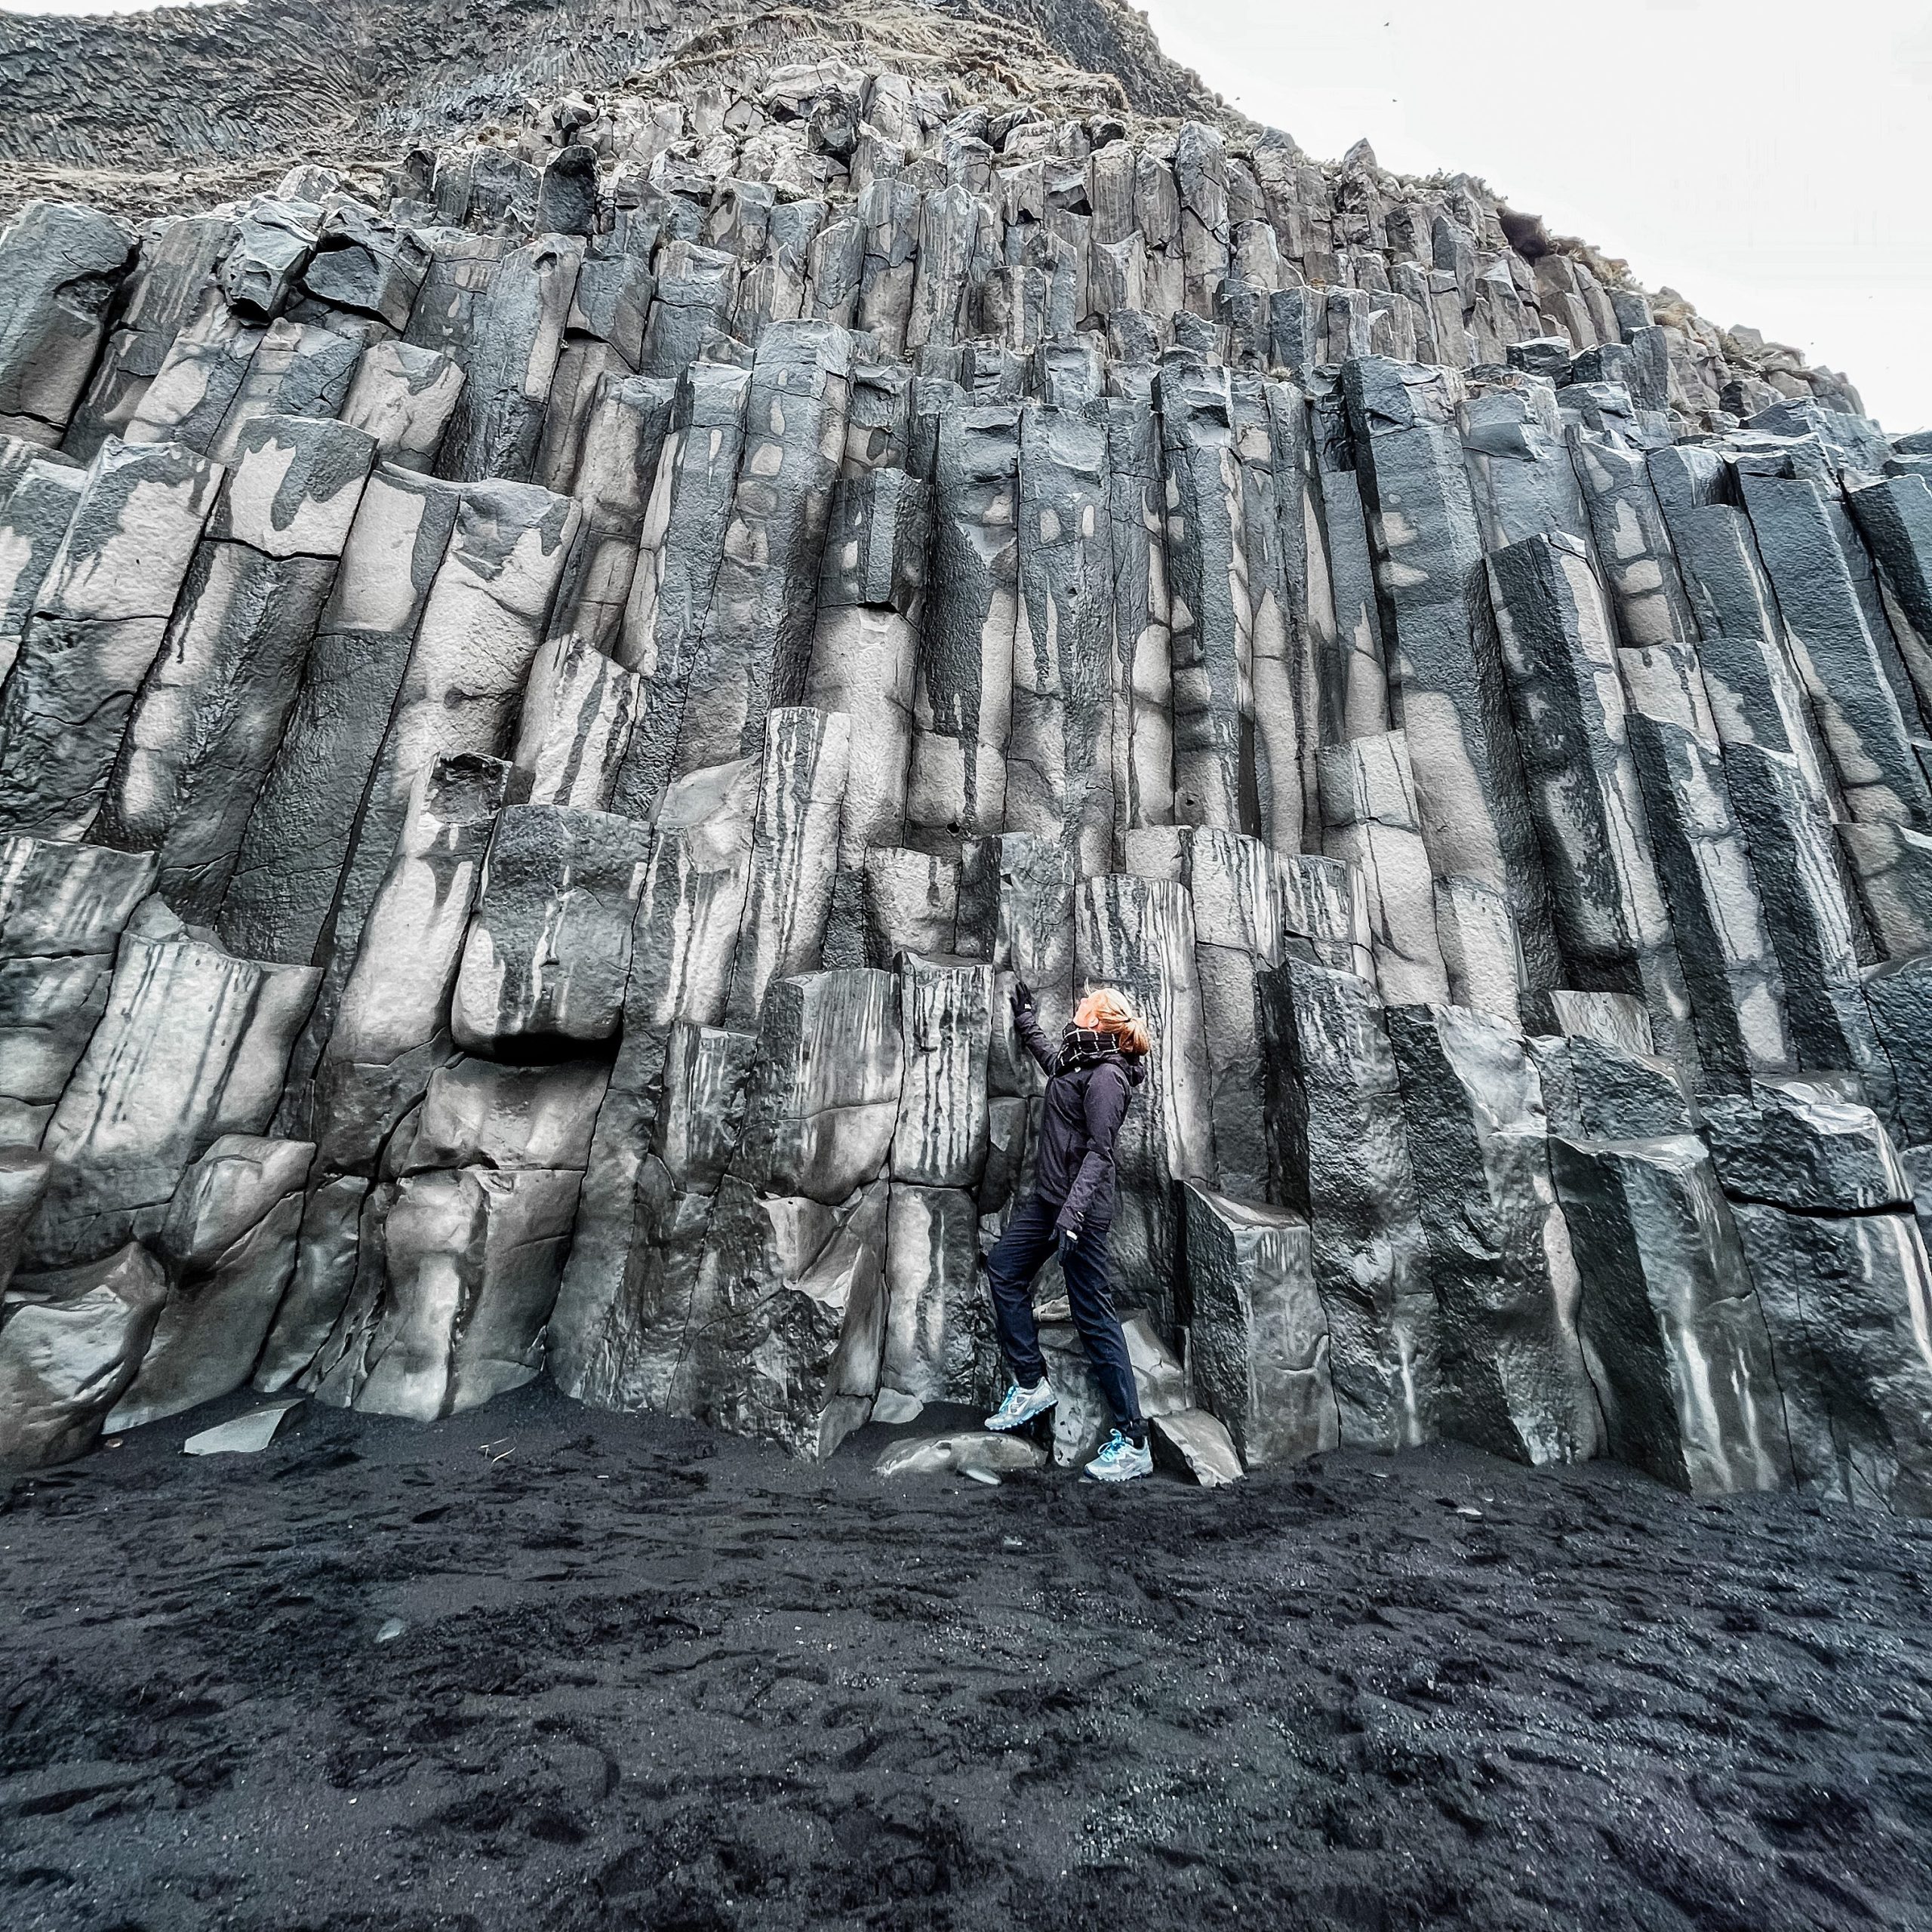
1075, 986, 1152, 1057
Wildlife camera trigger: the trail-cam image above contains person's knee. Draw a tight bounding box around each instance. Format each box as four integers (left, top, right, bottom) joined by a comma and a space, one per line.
1063, 1260, 1115, 1317
985, 1250, 1032, 1299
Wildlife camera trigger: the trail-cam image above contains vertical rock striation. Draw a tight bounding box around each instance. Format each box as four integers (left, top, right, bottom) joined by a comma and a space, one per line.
0, 8, 1924, 1512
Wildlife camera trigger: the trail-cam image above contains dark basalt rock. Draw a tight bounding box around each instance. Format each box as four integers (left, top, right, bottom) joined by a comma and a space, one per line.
0, 4, 1922, 1512
1549, 1133, 1792, 1497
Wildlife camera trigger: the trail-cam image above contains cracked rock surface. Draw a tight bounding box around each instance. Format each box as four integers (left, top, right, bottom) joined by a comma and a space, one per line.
0, 0, 1927, 1531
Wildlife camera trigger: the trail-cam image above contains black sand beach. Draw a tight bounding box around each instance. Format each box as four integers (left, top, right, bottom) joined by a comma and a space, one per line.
5, 1386, 1931, 1931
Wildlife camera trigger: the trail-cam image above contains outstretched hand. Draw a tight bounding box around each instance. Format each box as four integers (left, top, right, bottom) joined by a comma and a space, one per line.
1010, 977, 1036, 1021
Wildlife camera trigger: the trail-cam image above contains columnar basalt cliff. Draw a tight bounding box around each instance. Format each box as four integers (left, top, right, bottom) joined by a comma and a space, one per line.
2, 0, 1930, 1513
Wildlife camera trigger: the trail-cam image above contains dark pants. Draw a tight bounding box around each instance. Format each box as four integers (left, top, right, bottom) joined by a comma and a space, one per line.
986, 1193, 1144, 1435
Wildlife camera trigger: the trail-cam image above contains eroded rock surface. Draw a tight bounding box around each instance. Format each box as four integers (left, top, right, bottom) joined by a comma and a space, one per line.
0, 2, 1924, 1518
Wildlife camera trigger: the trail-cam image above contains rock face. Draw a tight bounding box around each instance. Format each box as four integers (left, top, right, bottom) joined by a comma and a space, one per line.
0, 6, 1926, 1515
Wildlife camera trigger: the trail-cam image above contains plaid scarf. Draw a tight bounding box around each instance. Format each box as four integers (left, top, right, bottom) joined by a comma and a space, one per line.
1056, 1023, 1119, 1075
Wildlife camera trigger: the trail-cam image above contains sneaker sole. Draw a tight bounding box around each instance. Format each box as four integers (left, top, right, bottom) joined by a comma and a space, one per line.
1084, 1461, 1152, 1483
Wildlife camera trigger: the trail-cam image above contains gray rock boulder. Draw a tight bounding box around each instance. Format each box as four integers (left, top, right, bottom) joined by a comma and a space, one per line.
1038, 1307, 1186, 1466
875, 1430, 1045, 1478
0, 203, 137, 446
104, 1135, 312, 1432
0, 1243, 167, 1468
1149, 1408, 1244, 1486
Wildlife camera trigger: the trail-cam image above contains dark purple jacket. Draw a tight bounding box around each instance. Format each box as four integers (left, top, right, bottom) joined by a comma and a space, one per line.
1015, 1011, 1146, 1233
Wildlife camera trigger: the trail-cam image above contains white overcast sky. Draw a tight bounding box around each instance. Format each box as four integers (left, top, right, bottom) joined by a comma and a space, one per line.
1140, 0, 1932, 432
7, 0, 1929, 429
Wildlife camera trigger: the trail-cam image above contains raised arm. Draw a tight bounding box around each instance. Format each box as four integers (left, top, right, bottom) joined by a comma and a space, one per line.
1009, 978, 1059, 1074
1014, 1006, 1059, 1074
1057, 1063, 1131, 1236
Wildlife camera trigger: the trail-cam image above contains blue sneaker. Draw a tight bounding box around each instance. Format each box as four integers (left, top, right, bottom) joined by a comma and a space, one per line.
985, 1380, 1057, 1432
1084, 1429, 1153, 1483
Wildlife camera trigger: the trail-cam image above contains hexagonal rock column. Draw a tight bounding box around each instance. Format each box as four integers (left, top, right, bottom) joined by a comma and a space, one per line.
1341, 356, 1558, 988
612, 363, 752, 815
0, 837, 156, 1145
1549, 1132, 1794, 1497
1075, 872, 1214, 1335
273, 475, 580, 1110
451, 804, 653, 1055
673, 321, 852, 775
1182, 827, 1286, 1203
312, 1164, 584, 1420
540, 371, 675, 656
216, 464, 462, 968
881, 955, 995, 1407
1008, 398, 1116, 881
0, 1148, 51, 1294
546, 757, 762, 1398
0, 202, 137, 449
1155, 352, 1256, 837
1104, 383, 1175, 835
1386, 1003, 1603, 1467
906, 405, 1022, 841
723, 707, 851, 1030
573, 1023, 755, 1415
437, 232, 586, 484
1622, 706, 1795, 1091
1315, 731, 1452, 1009
1183, 1183, 1340, 1467
0, 452, 85, 686
309, 753, 516, 1176
1705, 1081, 1932, 1515
1260, 956, 1441, 1451
93, 415, 380, 924
0, 437, 223, 841
1485, 531, 1696, 1075
28, 900, 318, 1271
683, 969, 903, 1458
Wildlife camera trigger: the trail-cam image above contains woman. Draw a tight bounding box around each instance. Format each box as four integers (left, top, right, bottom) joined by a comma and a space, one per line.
983, 980, 1155, 1484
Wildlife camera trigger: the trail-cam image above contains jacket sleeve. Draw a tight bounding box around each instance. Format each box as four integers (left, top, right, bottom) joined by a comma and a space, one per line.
1058, 1064, 1131, 1232
1015, 1007, 1059, 1075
